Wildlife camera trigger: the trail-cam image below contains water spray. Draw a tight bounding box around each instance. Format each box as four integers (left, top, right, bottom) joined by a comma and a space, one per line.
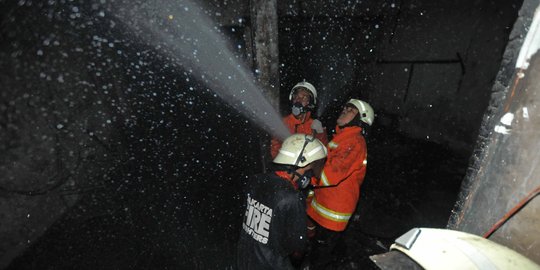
115, 0, 290, 140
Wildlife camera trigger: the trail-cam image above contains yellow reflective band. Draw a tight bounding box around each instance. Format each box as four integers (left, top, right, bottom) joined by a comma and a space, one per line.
310, 198, 351, 222
328, 141, 339, 149
320, 171, 331, 186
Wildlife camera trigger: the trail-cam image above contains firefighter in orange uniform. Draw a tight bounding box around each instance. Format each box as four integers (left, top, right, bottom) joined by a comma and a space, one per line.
270, 81, 328, 159
305, 98, 375, 268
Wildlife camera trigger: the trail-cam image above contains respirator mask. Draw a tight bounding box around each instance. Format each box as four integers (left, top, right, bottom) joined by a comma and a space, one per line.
291, 102, 308, 116
295, 169, 314, 189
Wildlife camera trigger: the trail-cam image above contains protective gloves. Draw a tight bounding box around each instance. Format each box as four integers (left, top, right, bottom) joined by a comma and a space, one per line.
310, 119, 324, 134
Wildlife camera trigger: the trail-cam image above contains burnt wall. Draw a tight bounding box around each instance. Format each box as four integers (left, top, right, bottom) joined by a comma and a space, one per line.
449, 0, 540, 263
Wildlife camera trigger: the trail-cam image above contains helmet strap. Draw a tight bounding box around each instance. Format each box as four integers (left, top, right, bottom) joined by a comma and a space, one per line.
340, 116, 370, 137
286, 135, 315, 189
340, 113, 362, 128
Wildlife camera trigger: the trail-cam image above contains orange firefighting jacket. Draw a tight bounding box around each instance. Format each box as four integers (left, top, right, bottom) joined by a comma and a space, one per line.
270, 112, 328, 159
306, 125, 367, 231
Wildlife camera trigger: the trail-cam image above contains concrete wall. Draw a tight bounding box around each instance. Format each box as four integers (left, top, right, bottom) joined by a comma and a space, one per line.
364, 0, 522, 154
0, 2, 140, 267
449, 0, 540, 263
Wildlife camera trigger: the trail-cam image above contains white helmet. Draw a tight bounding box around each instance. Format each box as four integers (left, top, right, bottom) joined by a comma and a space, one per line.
371, 228, 540, 270
289, 81, 317, 105
273, 134, 327, 167
347, 99, 375, 126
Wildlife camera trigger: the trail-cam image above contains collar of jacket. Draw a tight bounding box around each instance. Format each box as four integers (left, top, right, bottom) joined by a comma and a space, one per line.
335, 125, 362, 135
288, 111, 312, 124
275, 171, 298, 189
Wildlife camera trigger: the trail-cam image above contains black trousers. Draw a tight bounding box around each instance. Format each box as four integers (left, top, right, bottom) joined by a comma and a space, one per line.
305, 218, 345, 269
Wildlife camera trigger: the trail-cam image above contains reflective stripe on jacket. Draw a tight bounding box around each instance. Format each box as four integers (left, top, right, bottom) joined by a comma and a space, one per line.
270, 112, 328, 159
307, 125, 367, 231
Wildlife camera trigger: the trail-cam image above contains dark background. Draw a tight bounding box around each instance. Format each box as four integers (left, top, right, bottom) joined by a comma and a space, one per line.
0, 0, 522, 269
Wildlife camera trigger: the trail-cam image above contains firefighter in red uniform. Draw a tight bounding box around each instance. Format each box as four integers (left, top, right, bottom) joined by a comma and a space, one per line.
270, 81, 329, 159
305, 98, 375, 268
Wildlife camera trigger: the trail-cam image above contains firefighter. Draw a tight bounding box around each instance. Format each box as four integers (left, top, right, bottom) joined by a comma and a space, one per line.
237, 134, 327, 270
305, 98, 375, 268
270, 81, 329, 159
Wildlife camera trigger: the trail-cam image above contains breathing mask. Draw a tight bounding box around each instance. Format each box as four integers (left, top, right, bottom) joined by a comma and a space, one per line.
294, 169, 314, 189
291, 102, 308, 116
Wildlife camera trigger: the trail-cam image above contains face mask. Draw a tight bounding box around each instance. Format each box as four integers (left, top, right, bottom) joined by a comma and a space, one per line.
291, 102, 307, 116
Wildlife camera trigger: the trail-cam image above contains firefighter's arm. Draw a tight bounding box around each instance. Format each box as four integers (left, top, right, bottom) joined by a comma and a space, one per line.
311, 119, 328, 145
319, 142, 360, 186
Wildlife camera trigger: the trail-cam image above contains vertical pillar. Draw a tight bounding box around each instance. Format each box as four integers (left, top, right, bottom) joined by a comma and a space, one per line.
249, 0, 280, 110
248, 0, 280, 171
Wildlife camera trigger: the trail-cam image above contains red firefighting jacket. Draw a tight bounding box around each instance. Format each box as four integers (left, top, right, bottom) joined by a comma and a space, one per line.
306, 125, 367, 231
270, 112, 328, 159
